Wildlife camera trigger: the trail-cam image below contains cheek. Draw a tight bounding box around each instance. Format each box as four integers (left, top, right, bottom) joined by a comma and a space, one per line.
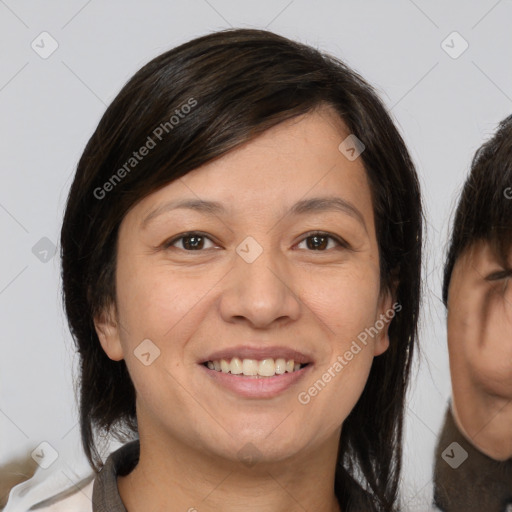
473, 292, 512, 395
297, 341, 374, 431
446, 279, 474, 342
115, 262, 210, 341
304, 266, 382, 341
297, 268, 381, 407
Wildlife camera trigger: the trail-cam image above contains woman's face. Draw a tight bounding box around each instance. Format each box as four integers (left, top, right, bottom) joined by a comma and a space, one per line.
96, 105, 393, 465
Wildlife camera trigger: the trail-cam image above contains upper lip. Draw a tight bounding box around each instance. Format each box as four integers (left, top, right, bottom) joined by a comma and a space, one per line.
201, 345, 314, 365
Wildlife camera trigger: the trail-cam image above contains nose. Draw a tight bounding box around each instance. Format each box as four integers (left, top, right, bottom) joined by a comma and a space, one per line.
218, 241, 302, 329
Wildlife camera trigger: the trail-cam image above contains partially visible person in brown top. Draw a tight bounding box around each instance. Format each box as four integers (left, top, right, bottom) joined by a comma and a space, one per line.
435, 404, 512, 511
433, 114, 512, 511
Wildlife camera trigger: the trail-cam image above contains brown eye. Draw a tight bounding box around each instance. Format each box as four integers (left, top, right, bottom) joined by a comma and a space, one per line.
164, 232, 216, 251
297, 231, 349, 251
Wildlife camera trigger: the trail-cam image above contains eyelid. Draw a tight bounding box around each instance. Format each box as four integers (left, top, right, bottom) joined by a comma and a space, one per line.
485, 269, 512, 281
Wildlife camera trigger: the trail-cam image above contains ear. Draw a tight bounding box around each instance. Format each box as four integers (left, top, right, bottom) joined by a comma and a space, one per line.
373, 285, 395, 357
94, 302, 124, 361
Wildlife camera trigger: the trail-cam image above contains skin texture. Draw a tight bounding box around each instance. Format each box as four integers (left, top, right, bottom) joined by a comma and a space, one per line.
447, 240, 512, 461
95, 105, 393, 512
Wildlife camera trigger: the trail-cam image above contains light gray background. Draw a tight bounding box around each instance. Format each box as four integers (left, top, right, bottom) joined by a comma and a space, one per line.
1, 1, 511, 510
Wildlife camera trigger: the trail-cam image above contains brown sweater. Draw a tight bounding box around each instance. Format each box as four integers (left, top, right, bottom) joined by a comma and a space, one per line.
433, 404, 512, 511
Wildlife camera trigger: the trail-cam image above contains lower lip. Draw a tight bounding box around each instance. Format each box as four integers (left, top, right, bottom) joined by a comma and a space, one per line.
199, 364, 313, 399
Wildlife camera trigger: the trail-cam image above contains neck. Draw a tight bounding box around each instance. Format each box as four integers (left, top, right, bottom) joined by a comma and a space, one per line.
118, 426, 342, 512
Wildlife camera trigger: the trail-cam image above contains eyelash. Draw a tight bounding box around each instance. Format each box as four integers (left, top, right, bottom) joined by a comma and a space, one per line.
162, 230, 350, 252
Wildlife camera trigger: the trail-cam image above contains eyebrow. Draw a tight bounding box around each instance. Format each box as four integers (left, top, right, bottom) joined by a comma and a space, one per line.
141, 196, 367, 231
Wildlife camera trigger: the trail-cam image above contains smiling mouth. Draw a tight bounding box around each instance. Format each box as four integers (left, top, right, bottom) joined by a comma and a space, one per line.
202, 357, 309, 377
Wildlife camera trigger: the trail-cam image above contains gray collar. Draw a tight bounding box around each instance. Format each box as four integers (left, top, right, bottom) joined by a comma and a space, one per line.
92, 440, 140, 511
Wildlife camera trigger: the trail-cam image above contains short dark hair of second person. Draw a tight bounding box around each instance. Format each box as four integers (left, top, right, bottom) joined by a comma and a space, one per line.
443, 114, 512, 305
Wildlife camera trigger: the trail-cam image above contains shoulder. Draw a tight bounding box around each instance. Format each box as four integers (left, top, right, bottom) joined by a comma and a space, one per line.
4, 440, 139, 512
28, 477, 94, 511
3, 468, 95, 512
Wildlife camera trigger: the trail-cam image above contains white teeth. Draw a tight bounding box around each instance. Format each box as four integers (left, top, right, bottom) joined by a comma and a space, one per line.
220, 359, 230, 373
242, 359, 258, 376
258, 359, 275, 377
230, 357, 243, 374
275, 358, 286, 374
205, 357, 306, 377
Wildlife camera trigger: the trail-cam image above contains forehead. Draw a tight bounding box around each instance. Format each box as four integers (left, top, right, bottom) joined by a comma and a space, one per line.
130, 107, 375, 232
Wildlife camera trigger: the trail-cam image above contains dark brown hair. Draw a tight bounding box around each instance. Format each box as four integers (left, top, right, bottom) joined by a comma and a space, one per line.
60, 28, 422, 511
442, 114, 512, 305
